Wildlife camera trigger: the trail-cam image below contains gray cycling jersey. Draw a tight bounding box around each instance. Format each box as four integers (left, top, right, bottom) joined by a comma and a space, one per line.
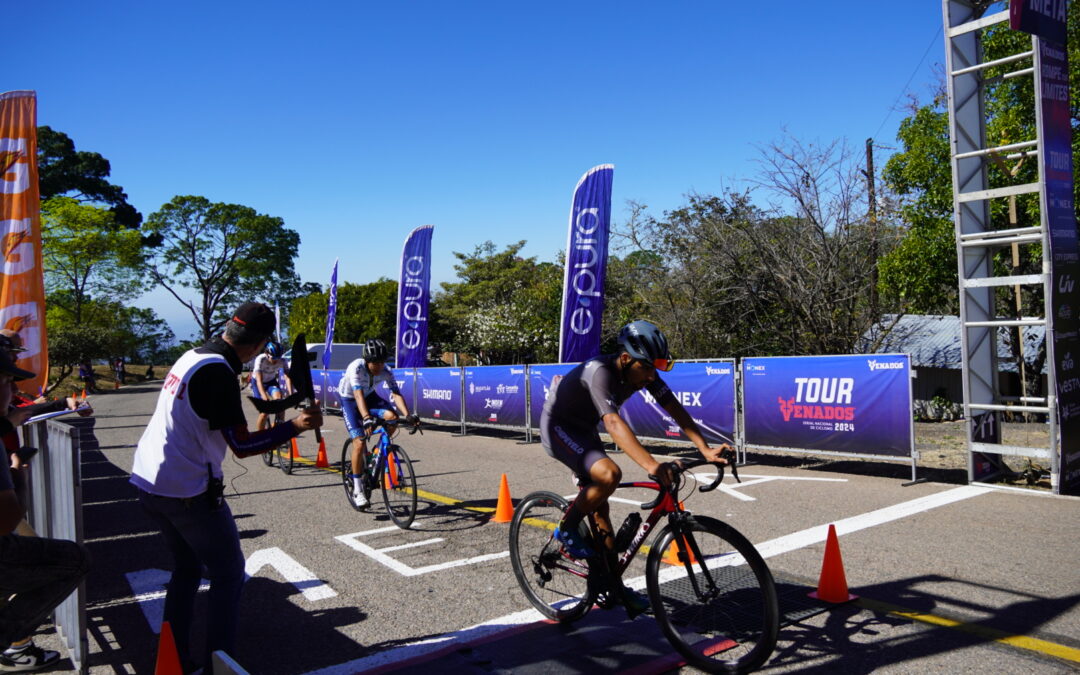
542, 354, 674, 432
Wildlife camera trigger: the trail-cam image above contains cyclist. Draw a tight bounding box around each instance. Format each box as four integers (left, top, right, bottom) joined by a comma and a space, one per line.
337, 339, 418, 507
540, 320, 729, 612
251, 341, 293, 432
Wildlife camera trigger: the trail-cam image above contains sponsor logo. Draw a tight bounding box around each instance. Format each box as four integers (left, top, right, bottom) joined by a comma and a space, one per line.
488, 413, 499, 422
400, 254, 427, 351
868, 360, 904, 372
510, 368, 524, 375
1064, 352, 1076, 371
0, 139, 30, 195
777, 377, 856, 422
641, 390, 702, 406
434, 409, 441, 418
496, 384, 520, 395
1061, 376, 1080, 394
484, 398, 504, 410
665, 425, 681, 438
745, 364, 766, 372
469, 383, 492, 395
1061, 274, 1077, 294
554, 425, 586, 455
617, 520, 652, 565
705, 366, 730, 376
0, 303, 41, 358
566, 204, 604, 337
449, 370, 461, 376
423, 389, 453, 400
1060, 304, 1074, 320
0, 219, 34, 274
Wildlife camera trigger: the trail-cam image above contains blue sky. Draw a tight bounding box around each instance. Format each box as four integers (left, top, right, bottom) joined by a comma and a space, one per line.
11, 1, 949, 341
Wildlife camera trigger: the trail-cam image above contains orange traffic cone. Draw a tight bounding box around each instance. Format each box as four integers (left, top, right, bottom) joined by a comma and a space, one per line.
809, 524, 857, 603
154, 620, 183, 675
661, 535, 698, 566
114, 379, 120, 389
81, 389, 87, 399
315, 438, 330, 468
492, 473, 514, 523
290, 438, 300, 460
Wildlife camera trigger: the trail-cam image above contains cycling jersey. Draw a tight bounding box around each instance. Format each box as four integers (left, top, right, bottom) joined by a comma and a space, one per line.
252, 354, 285, 385
336, 358, 401, 399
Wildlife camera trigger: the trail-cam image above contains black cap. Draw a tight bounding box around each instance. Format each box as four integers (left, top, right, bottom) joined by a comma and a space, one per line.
230, 301, 276, 338
0, 349, 35, 381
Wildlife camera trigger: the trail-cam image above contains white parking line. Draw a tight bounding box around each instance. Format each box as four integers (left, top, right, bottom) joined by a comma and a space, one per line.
336, 527, 510, 577
303, 484, 993, 674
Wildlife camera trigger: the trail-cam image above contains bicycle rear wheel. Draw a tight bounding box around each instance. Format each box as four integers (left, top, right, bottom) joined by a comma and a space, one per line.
646, 516, 779, 674
261, 445, 274, 466
277, 438, 294, 475
379, 444, 418, 529
508, 491, 594, 623
340, 438, 369, 511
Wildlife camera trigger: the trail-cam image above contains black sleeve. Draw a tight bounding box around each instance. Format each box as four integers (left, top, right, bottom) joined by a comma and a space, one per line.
188, 363, 247, 430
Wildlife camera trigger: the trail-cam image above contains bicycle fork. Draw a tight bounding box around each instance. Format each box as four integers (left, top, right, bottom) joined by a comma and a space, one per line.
666, 514, 722, 602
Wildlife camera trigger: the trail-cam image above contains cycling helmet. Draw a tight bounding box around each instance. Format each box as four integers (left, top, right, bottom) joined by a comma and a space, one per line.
265, 341, 283, 358
363, 338, 389, 362
617, 320, 674, 371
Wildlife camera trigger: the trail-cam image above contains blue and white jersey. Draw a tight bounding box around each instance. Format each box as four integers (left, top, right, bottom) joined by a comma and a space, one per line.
336, 358, 400, 399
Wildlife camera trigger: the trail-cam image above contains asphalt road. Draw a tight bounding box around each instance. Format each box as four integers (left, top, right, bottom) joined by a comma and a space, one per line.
40, 381, 1080, 673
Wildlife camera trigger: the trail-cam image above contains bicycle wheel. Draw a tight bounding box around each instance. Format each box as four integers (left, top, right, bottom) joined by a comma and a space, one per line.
261, 444, 274, 466
340, 438, 368, 512
277, 438, 294, 475
379, 444, 418, 529
646, 516, 779, 674
508, 491, 594, 623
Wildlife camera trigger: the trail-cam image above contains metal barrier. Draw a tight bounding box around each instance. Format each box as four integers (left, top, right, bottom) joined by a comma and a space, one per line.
21, 418, 88, 674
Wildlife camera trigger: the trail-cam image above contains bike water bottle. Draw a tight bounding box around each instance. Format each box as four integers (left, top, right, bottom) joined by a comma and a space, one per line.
614, 512, 642, 552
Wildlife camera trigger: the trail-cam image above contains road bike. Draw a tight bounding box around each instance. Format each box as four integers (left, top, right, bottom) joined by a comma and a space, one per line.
340, 417, 421, 529
260, 410, 294, 474
508, 454, 779, 673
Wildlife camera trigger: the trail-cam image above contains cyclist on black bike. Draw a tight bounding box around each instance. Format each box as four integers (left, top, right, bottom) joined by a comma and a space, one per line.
541, 320, 729, 610
251, 341, 293, 432
338, 339, 419, 507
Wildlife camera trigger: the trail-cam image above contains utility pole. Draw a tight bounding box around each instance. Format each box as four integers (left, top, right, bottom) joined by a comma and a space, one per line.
864, 137, 879, 318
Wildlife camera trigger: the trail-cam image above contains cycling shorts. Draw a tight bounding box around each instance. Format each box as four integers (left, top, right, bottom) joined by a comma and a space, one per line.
251, 381, 282, 400
539, 413, 607, 485
341, 392, 394, 439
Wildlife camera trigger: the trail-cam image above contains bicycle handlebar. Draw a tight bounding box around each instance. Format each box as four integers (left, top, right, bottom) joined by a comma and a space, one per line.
640, 447, 738, 510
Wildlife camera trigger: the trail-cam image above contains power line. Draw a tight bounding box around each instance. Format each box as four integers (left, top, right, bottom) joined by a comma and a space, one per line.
872, 24, 944, 143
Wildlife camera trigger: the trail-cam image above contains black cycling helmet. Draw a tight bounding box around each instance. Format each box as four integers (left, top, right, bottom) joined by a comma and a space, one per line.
363, 338, 389, 362
617, 320, 674, 371
265, 341, 283, 358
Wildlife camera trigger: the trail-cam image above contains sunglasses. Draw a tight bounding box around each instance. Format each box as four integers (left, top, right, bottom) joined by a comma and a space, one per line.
639, 357, 675, 372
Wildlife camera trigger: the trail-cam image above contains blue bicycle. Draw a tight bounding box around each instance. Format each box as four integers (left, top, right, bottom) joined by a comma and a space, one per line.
340, 417, 420, 529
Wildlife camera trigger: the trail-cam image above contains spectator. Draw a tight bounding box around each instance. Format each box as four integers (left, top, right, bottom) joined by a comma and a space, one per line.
130, 301, 321, 671
113, 358, 126, 386
77, 361, 97, 395
0, 350, 92, 671
145, 364, 155, 381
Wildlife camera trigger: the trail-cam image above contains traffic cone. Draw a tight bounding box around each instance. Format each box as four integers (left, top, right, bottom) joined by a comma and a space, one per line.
492, 473, 514, 523
114, 379, 120, 389
809, 524, 857, 603
290, 438, 300, 460
315, 438, 330, 468
661, 535, 698, 566
154, 620, 183, 675
81, 389, 87, 399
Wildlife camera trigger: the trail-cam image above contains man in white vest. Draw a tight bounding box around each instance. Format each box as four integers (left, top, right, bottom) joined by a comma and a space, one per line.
131, 301, 322, 671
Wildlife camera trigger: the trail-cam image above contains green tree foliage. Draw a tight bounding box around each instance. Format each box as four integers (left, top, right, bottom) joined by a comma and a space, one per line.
41, 197, 145, 324
290, 278, 398, 347
435, 241, 562, 364
36, 126, 142, 228
46, 299, 176, 368
142, 195, 301, 342
45, 323, 115, 385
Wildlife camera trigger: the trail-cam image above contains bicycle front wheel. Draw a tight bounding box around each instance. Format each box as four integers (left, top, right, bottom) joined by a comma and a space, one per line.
646, 516, 779, 674
277, 438, 294, 475
379, 444, 418, 529
508, 491, 594, 623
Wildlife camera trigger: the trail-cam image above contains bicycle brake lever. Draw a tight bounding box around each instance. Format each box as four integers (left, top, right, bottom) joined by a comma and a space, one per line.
720, 447, 740, 483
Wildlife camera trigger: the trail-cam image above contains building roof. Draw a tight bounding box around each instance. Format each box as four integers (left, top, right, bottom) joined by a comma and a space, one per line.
855, 314, 1046, 373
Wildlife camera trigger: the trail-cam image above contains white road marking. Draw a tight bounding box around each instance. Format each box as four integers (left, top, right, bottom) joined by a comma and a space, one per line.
336, 527, 509, 576
302, 484, 992, 674
245, 547, 337, 601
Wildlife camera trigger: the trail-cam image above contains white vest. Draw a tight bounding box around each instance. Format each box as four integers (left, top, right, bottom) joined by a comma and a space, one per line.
131, 350, 231, 498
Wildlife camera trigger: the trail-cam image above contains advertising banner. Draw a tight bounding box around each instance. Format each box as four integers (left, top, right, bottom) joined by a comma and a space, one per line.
528, 363, 577, 429
0, 91, 47, 394
558, 164, 613, 363
396, 225, 433, 368
323, 258, 338, 370
464, 366, 527, 427
376, 367, 415, 413
743, 355, 912, 457
1010, 0, 1067, 43
416, 367, 462, 422
619, 361, 736, 445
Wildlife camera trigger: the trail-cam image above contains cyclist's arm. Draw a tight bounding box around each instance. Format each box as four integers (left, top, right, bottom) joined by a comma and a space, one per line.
280, 371, 293, 394
661, 398, 728, 463
352, 388, 373, 419
602, 412, 663, 478
391, 392, 410, 418
255, 377, 270, 399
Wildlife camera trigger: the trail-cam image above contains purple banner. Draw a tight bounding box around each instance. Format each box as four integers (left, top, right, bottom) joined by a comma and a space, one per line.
465, 366, 527, 427
1036, 37, 1080, 494
559, 164, 613, 363
396, 225, 434, 368
528, 363, 576, 429
1010, 0, 1067, 44
618, 362, 736, 445
323, 259, 339, 371
416, 367, 462, 422
743, 355, 912, 457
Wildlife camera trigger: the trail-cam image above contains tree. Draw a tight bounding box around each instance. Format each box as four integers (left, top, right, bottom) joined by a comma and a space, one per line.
142, 195, 301, 342
45, 324, 115, 388
37, 126, 142, 228
40, 197, 145, 324
289, 279, 398, 347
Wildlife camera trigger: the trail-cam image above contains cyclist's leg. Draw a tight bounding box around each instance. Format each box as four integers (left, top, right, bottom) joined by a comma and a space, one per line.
340, 398, 369, 492
587, 461, 621, 551
540, 418, 611, 556
252, 383, 269, 431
